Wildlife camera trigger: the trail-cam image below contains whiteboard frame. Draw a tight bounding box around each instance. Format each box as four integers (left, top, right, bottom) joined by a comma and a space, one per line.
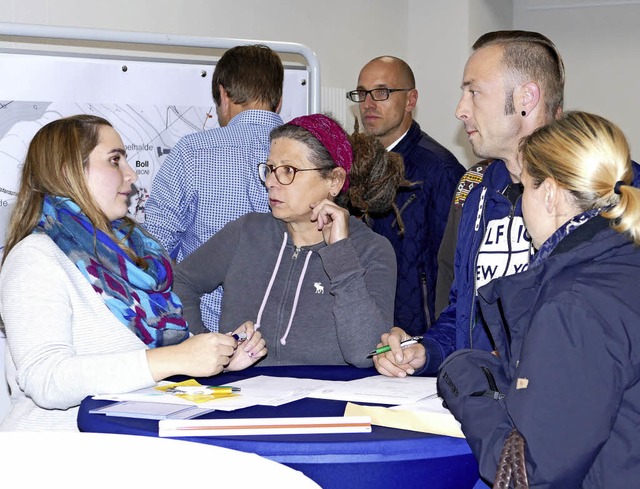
0, 22, 320, 113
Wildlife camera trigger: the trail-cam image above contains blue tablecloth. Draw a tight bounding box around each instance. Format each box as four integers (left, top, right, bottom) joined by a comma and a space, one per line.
78, 365, 480, 488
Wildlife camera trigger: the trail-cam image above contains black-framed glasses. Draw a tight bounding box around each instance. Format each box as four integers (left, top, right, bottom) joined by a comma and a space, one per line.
258, 163, 321, 185
346, 88, 412, 103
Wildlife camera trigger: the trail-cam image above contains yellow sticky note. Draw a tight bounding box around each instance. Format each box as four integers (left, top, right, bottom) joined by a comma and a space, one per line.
156, 379, 239, 403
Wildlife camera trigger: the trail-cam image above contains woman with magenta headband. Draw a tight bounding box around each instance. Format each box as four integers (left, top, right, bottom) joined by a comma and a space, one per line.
174, 114, 408, 367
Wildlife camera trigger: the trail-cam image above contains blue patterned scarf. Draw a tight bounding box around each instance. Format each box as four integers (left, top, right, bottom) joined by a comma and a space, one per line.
35, 195, 188, 347
528, 208, 601, 269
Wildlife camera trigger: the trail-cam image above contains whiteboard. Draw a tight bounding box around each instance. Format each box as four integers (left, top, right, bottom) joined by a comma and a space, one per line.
0, 50, 310, 253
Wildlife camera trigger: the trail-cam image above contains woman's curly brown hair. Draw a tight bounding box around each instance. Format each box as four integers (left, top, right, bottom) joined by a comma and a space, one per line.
345, 119, 414, 234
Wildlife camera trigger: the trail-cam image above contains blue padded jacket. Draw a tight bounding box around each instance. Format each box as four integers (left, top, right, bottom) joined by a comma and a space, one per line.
371, 121, 464, 337
422, 158, 640, 374
440, 216, 640, 488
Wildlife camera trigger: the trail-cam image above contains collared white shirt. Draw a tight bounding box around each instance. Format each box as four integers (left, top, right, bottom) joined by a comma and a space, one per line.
386, 129, 410, 151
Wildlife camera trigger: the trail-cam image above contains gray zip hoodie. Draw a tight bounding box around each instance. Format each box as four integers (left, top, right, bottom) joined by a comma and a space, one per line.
173, 212, 396, 367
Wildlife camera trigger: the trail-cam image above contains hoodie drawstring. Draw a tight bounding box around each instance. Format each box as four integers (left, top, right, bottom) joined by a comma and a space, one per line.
254, 232, 314, 346
255, 232, 288, 330
280, 250, 312, 345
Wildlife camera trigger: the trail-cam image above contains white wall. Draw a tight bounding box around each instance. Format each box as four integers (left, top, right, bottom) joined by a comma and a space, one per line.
407, 0, 514, 166
1, 0, 638, 165
408, 1, 474, 165
0, 0, 407, 103
514, 0, 640, 156
0, 0, 409, 147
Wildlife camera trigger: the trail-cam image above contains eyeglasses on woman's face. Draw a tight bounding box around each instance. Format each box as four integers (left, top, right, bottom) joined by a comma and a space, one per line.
258, 163, 322, 185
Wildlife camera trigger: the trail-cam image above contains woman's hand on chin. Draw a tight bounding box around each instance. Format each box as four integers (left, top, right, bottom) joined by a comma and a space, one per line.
309, 199, 349, 245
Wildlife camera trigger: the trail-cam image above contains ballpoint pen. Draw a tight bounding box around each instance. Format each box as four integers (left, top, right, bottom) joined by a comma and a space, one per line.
232, 332, 247, 342
366, 335, 424, 358
166, 385, 241, 395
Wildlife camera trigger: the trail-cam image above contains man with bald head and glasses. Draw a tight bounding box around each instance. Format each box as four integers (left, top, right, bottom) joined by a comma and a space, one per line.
348, 56, 464, 338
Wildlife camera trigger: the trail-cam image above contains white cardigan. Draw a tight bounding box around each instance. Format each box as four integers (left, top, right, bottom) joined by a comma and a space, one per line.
0, 234, 155, 431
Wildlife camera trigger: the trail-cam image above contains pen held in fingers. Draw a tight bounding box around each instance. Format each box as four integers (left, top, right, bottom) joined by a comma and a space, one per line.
366, 335, 424, 359
231, 332, 247, 343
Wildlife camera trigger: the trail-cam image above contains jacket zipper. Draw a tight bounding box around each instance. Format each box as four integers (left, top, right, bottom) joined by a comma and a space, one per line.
469, 196, 487, 348
469, 187, 488, 348
292, 246, 301, 260
469, 189, 519, 348
501, 195, 521, 278
476, 365, 505, 400
420, 271, 432, 330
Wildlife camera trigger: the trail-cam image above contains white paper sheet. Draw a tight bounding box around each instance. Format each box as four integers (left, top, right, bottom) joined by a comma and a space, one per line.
89, 401, 214, 420
93, 382, 194, 404
308, 375, 438, 405
93, 376, 330, 411
92, 375, 438, 412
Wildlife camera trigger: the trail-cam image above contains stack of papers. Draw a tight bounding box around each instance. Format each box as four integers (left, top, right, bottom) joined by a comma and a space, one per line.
94, 376, 329, 412
308, 375, 464, 438
89, 401, 213, 420
90, 379, 237, 420
92, 374, 462, 438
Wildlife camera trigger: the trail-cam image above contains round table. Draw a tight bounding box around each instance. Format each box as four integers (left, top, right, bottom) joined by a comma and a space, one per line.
78, 365, 479, 488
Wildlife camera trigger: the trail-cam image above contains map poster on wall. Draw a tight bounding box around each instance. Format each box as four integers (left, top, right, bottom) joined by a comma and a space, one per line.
1, 101, 217, 231
0, 51, 309, 255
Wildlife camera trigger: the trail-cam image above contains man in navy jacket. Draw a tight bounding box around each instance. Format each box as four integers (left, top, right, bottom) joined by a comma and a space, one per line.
374, 31, 567, 376
349, 56, 464, 336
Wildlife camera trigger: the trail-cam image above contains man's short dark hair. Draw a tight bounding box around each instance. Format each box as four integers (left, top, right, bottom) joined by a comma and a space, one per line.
473, 30, 565, 121
212, 44, 284, 112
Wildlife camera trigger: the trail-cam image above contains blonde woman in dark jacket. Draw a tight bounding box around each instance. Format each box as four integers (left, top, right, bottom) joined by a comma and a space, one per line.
438, 111, 640, 488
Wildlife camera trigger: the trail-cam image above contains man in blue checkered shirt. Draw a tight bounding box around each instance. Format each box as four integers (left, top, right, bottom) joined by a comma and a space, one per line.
144, 44, 284, 332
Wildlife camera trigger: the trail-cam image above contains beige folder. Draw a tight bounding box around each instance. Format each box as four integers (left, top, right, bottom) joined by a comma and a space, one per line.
344, 398, 464, 438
